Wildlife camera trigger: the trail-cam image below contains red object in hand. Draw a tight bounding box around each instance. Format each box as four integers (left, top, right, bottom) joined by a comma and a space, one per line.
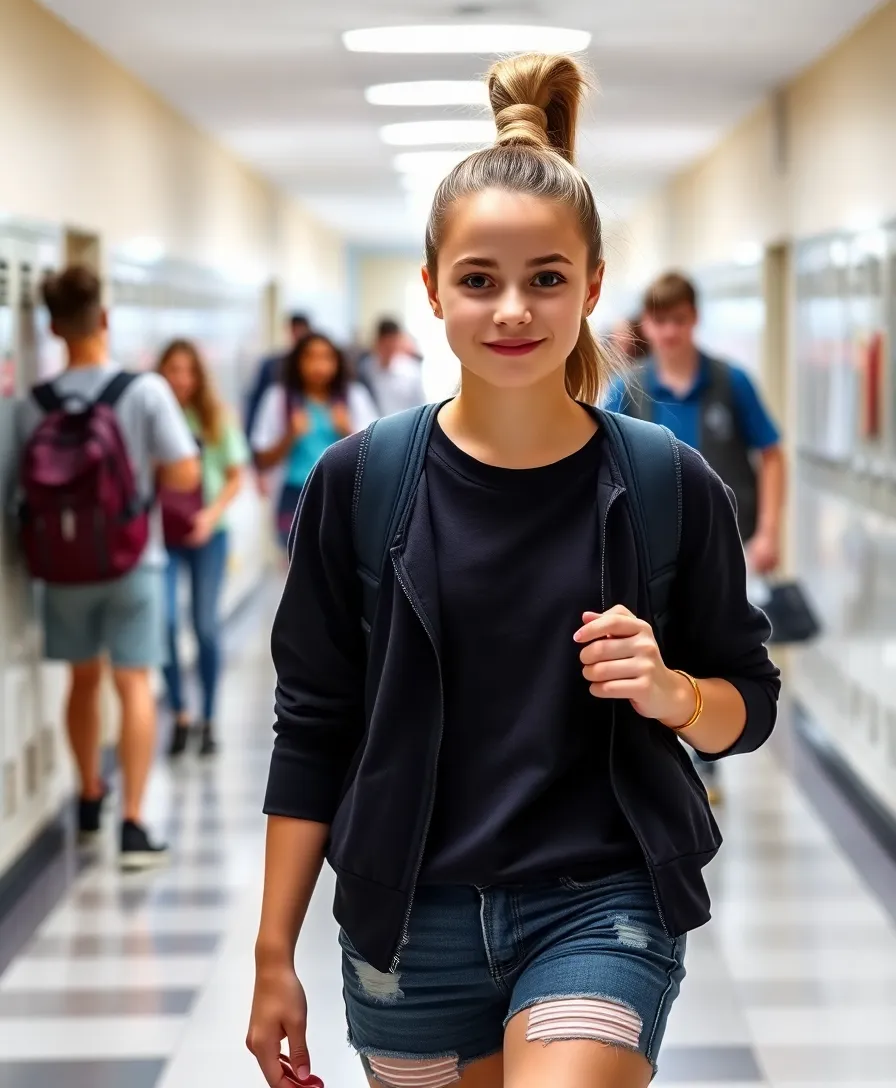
279, 1056, 324, 1087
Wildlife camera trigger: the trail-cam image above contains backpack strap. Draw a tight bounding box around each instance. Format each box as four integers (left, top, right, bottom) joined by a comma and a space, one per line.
95, 370, 139, 408
599, 411, 682, 646
31, 382, 62, 414
353, 404, 438, 631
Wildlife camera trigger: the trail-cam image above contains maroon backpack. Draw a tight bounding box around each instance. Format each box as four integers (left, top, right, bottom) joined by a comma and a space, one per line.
19, 371, 150, 584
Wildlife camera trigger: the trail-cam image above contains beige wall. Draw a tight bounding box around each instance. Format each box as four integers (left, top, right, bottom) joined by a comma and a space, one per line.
617, 0, 896, 283
354, 253, 423, 344
0, 0, 344, 308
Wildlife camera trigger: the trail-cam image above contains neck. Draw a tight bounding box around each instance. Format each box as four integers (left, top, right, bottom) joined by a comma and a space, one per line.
654, 345, 699, 384
441, 370, 596, 469
66, 336, 107, 369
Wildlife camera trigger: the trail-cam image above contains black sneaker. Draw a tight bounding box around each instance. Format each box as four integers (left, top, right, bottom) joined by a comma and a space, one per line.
78, 782, 109, 842
120, 821, 169, 872
167, 722, 191, 758
198, 722, 218, 757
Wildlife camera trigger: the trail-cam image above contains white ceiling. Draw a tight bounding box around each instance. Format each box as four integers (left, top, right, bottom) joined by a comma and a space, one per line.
41, 0, 884, 249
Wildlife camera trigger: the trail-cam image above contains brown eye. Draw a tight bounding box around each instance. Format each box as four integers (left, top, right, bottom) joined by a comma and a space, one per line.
461, 274, 492, 289
532, 271, 565, 288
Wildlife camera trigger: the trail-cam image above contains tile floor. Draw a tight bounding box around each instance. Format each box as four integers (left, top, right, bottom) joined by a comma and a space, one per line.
1, 586, 895, 1087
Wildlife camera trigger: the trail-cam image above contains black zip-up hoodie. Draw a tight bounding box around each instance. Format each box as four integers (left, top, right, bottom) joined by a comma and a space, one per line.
264, 414, 781, 974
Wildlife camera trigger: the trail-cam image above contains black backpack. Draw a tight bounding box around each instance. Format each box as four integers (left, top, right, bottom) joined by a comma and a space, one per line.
350, 404, 682, 647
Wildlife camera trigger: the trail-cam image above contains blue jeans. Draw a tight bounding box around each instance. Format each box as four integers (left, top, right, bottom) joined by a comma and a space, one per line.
163, 530, 228, 722
341, 868, 686, 1078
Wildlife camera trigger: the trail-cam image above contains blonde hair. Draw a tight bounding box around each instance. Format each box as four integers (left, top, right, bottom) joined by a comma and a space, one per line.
425, 53, 616, 404
156, 339, 225, 445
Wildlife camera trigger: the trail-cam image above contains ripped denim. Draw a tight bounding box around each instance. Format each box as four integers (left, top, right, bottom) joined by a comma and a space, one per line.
340, 868, 686, 1082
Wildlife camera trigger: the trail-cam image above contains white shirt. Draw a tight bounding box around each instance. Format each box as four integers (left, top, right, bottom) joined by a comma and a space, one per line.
362, 354, 427, 418
250, 381, 378, 454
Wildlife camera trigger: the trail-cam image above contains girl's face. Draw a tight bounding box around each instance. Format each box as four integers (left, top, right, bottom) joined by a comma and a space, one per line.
424, 189, 602, 392
161, 350, 198, 405
299, 338, 338, 392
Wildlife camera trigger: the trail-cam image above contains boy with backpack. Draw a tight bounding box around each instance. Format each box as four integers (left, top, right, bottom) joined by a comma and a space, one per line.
16, 266, 201, 869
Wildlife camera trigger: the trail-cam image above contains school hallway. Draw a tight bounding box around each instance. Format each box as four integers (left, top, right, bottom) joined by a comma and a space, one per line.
0, 581, 891, 1088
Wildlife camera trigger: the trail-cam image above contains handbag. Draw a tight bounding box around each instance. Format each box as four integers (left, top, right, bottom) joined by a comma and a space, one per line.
761, 580, 821, 645
160, 437, 204, 549
278, 1056, 324, 1087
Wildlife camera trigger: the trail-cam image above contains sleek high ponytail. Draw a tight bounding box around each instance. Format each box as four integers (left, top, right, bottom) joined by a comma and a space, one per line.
425, 53, 617, 404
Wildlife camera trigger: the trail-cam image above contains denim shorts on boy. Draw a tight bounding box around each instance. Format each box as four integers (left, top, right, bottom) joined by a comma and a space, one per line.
341, 868, 686, 1077
41, 567, 166, 669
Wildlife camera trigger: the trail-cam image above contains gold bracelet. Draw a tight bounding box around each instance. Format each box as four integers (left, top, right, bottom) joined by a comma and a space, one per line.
669, 670, 703, 732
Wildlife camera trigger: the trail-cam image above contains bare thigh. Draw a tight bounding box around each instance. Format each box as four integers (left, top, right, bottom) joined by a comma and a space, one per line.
365, 1051, 503, 1088
503, 1009, 653, 1088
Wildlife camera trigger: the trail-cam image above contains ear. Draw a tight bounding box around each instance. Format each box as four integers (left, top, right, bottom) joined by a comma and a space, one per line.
99, 308, 109, 332
583, 261, 604, 319
422, 265, 443, 321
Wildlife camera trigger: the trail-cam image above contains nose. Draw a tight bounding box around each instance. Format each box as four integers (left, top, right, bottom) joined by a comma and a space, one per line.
493, 286, 532, 329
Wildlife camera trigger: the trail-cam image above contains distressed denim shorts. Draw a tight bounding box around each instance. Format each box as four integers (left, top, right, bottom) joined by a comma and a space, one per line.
340, 867, 686, 1082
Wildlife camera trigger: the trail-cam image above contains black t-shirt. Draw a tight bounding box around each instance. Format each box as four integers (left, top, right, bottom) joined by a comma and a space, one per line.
421, 421, 643, 886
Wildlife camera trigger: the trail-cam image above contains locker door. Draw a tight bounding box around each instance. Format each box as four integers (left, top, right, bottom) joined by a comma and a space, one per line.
0, 230, 63, 876
0, 241, 17, 829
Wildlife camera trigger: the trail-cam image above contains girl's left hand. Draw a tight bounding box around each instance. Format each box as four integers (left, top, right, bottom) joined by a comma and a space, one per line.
185, 507, 216, 548
574, 605, 694, 728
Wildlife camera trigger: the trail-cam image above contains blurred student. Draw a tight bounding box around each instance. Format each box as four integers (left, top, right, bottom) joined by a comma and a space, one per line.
16, 266, 199, 869
244, 312, 311, 441
251, 333, 376, 548
157, 339, 250, 757
356, 317, 427, 417
606, 272, 785, 575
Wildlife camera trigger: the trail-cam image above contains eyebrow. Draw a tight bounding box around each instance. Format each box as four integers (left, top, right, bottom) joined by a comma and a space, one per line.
453, 253, 574, 270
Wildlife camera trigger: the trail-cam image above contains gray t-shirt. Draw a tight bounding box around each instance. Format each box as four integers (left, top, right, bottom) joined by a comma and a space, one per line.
16, 363, 198, 568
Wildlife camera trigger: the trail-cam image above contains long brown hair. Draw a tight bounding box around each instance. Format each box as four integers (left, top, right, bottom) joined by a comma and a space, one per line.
156, 339, 225, 444
425, 53, 621, 404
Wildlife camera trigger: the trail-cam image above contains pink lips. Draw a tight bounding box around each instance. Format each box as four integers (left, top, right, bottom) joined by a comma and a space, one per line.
484, 338, 544, 357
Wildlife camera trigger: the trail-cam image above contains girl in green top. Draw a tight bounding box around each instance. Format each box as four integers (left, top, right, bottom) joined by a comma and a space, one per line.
157, 339, 249, 757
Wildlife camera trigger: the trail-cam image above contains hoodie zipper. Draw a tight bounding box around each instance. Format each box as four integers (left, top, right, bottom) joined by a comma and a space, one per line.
389, 551, 445, 973
600, 485, 670, 937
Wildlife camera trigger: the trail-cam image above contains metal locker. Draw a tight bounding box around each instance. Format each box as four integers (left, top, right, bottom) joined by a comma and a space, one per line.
0, 221, 63, 878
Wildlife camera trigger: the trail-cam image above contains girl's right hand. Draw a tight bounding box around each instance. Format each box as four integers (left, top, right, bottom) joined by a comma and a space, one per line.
246, 962, 310, 1087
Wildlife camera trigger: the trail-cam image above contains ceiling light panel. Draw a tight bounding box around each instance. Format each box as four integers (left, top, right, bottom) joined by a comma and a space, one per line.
366, 81, 490, 107
380, 120, 494, 147
343, 25, 592, 54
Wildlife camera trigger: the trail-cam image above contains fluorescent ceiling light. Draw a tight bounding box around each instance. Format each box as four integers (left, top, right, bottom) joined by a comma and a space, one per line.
394, 150, 474, 175
381, 120, 494, 147
366, 81, 490, 107
344, 25, 591, 54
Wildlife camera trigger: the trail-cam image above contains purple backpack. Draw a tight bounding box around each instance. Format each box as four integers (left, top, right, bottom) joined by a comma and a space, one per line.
19, 372, 149, 584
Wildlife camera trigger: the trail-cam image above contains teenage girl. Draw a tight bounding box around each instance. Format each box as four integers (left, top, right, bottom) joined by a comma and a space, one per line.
157, 339, 249, 757
251, 333, 377, 549
247, 54, 780, 1088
